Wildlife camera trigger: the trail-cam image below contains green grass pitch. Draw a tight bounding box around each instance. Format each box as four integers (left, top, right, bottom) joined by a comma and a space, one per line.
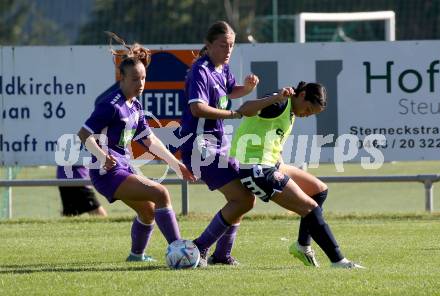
0, 161, 439, 295
0, 215, 439, 295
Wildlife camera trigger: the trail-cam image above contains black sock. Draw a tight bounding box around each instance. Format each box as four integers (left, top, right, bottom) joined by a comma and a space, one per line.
298, 190, 328, 246
303, 206, 343, 262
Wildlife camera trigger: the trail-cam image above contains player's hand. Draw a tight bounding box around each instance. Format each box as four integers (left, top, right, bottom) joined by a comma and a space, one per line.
103, 154, 117, 170
244, 74, 259, 91
176, 162, 198, 182
275, 87, 294, 102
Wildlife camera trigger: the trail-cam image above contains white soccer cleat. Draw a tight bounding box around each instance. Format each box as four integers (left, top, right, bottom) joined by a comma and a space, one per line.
331, 258, 365, 269
126, 254, 157, 262
289, 241, 320, 267
193, 240, 208, 268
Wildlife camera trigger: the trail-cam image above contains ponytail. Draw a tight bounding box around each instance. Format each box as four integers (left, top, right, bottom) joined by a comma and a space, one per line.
294, 81, 307, 93
193, 46, 208, 62
105, 31, 151, 76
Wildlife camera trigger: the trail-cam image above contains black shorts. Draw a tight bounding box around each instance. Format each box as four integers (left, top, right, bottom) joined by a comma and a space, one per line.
58, 186, 101, 216
239, 163, 290, 202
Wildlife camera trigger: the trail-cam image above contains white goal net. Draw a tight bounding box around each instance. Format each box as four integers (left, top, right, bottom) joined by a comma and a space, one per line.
295, 11, 396, 42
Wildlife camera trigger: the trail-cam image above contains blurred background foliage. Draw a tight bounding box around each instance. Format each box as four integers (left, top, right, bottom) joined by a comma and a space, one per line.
0, 0, 439, 44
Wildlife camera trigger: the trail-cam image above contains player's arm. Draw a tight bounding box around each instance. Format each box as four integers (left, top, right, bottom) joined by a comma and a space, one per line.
188, 68, 242, 119
142, 133, 197, 182
278, 153, 285, 165
77, 127, 117, 170
237, 87, 294, 117
228, 74, 259, 99
190, 102, 242, 119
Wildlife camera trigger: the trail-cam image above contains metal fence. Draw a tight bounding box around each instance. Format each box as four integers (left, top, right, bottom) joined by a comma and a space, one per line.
2, 0, 440, 46
1, 174, 439, 219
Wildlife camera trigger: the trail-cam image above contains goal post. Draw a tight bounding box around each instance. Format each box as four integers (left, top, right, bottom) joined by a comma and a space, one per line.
295, 11, 396, 42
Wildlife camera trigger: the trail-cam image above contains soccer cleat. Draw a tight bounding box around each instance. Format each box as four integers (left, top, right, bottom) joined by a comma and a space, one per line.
289, 241, 319, 267
193, 240, 208, 268
331, 258, 365, 269
208, 255, 240, 266
126, 254, 157, 262
197, 250, 208, 268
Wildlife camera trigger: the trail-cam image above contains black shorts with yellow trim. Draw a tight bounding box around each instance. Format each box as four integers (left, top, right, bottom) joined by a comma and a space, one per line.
238, 162, 290, 202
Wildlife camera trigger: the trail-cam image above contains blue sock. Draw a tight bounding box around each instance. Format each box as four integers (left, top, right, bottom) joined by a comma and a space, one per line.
303, 206, 343, 263
298, 189, 328, 246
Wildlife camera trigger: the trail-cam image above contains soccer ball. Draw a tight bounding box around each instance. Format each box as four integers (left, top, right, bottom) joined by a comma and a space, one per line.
165, 239, 200, 269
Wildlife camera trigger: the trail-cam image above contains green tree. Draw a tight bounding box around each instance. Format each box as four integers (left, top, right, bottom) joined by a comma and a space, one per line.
0, 0, 66, 45
77, 0, 257, 45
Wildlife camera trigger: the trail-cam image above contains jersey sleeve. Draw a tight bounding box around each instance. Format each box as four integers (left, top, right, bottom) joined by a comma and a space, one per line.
187, 66, 209, 105
225, 66, 236, 94
83, 102, 115, 134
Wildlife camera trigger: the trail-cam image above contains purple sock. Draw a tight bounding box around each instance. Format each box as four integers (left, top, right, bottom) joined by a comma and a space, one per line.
154, 207, 181, 244
213, 224, 239, 259
194, 211, 230, 252
130, 217, 154, 255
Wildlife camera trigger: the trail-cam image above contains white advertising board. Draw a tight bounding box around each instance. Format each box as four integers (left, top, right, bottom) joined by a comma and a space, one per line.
1, 42, 439, 166
235, 41, 440, 166
0, 46, 114, 165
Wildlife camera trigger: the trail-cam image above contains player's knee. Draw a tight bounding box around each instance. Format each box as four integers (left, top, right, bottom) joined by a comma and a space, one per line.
154, 184, 171, 205
298, 200, 319, 217
303, 206, 326, 225
313, 180, 328, 195
238, 193, 256, 213
137, 209, 155, 224
311, 188, 328, 208
244, 197, 256, 212
319, 182, 328, 193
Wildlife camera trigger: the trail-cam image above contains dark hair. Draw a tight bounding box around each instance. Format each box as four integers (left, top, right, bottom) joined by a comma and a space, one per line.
294, 81, 327, 109
105, 31, 151, 76
196, 21, 235, 59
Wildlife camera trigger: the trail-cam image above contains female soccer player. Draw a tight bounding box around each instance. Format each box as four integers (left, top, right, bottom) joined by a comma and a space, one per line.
179, 21, 259, 266
77, 33, 196, 262
230, 82, 365, 269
